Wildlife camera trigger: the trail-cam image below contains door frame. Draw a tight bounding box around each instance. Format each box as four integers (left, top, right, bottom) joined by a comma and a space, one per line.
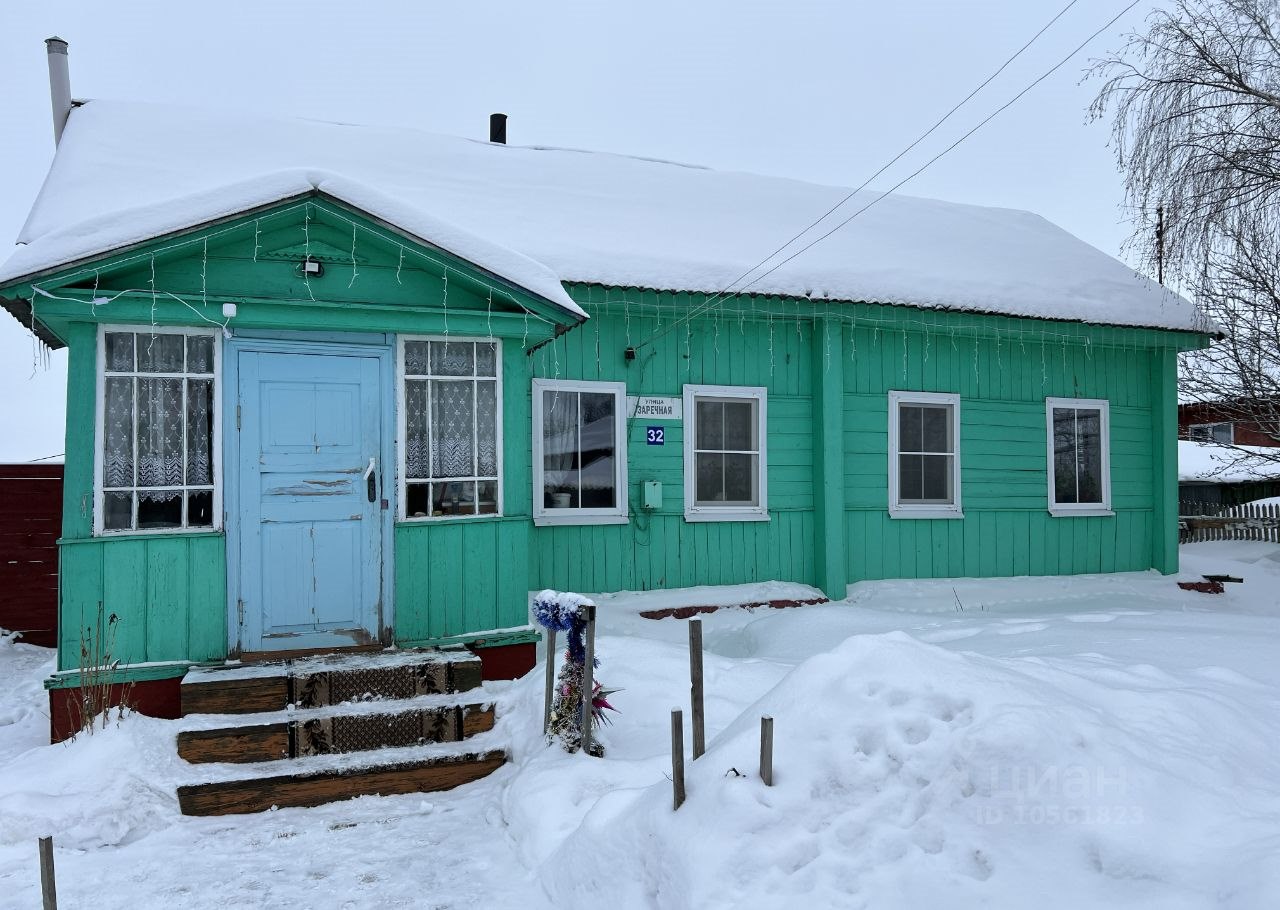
223, 332, 397, 657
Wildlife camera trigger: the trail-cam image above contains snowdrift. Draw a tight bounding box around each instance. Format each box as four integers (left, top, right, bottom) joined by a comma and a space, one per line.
543, 632, 1280, 910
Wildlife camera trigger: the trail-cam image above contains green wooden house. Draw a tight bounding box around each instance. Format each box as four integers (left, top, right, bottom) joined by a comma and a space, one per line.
0, 84, 1212, 738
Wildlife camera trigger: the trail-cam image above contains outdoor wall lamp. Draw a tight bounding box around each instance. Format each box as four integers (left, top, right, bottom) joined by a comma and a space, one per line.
298, 257, 324, 278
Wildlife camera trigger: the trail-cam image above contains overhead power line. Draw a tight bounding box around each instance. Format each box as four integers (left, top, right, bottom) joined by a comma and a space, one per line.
637, 0, 1141, 350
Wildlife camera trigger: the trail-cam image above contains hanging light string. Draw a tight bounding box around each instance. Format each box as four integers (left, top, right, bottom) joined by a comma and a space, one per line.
23, 199, 560, 345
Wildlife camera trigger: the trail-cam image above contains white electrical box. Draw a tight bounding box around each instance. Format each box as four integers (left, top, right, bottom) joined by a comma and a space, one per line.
643, 481, 662, 510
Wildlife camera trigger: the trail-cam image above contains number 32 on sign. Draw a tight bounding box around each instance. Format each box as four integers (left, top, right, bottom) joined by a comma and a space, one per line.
646, 426, 665, 446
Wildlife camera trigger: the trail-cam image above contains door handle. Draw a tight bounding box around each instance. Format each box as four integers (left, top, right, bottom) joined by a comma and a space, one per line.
364, 456, 377, 503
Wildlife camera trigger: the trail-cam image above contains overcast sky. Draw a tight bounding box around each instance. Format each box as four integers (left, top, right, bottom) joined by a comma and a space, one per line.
0, 0, 1160, 462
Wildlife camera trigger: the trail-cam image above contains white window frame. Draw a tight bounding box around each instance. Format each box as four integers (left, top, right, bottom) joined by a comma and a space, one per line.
683, 384, 768, 523
887, 390, 963, 519
1046, 397, 1112, 517
396, 335, 503, 522
1188, 421, 1234, 445
94, 324, 223, 536
531, 379, 629, 526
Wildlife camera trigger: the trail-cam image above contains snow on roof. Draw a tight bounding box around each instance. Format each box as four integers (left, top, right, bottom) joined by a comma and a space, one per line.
2, 99, 1210, 333
0, 166, 584, 319
1178, 440, 1280, 483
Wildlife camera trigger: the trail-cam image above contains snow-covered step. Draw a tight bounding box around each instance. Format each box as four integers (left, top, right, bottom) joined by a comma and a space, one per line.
176, 702, 496, 764
180, 648, 483, 715
175, 748, 507, 816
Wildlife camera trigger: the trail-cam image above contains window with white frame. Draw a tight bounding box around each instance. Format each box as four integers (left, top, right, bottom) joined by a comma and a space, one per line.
1046, 397, 1111, 515
532, 379, 628, 524
888, 390, 962, 517
400, 338, 501, 519
683, 385, 767, 521
1188, 422, 1233, 444
98, 327, 219, 533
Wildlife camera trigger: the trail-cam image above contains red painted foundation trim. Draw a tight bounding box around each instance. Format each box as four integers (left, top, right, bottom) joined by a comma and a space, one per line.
48, 675, 183, 744
468, 641, 535, 680
639, 597, 829, 621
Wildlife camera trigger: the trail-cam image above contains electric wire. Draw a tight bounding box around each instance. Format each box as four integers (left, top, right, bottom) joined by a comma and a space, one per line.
637, 0, 1142, 350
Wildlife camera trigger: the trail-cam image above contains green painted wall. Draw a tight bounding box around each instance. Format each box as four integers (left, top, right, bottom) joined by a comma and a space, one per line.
10, 195, 1209, 677
531, 287, 1203, 593
57, 534, 226, 671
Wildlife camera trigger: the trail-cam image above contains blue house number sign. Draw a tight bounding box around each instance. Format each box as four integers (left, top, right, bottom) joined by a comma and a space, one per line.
646, 426, 665, 446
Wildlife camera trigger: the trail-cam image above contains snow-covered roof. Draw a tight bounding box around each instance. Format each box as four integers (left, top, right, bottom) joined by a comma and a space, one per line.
2, 99, 1211, 333
1178, 440, 1280, 483
2, 168, 585, 319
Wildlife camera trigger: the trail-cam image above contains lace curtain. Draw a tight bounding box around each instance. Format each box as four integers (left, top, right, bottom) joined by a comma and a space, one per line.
101, 331, 215, 529
403, 341, 499, 485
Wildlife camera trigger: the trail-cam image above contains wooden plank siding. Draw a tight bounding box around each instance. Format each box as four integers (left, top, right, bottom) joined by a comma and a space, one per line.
18, 198, 1208, 676
534, 289, 1195, 592
527, 289, 817, 593
0, 464, 62, 646
57, 534, 227, 671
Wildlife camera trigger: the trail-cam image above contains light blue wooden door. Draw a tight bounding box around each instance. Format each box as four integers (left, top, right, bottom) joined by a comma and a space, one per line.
237, 351, 384, 651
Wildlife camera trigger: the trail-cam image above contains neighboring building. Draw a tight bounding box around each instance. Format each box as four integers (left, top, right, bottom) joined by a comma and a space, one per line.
1178, 400, 1280, 447
0, 53, 1213, 737
0, 463, 62, 647
1178, 439, 1280, 507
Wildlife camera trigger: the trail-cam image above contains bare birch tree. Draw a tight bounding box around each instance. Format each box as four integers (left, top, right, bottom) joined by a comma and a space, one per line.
1091, 0, 1280, 456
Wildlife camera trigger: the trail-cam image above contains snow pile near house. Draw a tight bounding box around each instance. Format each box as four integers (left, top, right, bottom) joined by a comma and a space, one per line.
0, 633, 54, 765
542, 630, 1280, 909
2, 99, 1209, 333
1179, 439, 1280, 482
0, 713, 185, 850
0, 635, 183, 850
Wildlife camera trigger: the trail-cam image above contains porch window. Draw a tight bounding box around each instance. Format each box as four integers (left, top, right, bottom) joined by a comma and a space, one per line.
98, 327, 220, 533
532, 379, 628, 525
888, 390, 962, 518
400, 338, 501, 519
683, 384, 768, 522
1046, 397, 1112, 515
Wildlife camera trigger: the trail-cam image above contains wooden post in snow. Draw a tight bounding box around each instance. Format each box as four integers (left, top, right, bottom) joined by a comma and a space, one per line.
671, 708, 686, 809
543, 626, 557, 735
580, 603, 597, 756
689, 618, 705, 760
38, 836, 56, 910
760, 716, 774, 786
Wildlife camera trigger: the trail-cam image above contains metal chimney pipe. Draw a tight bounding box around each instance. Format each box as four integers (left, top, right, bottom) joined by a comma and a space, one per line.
45, 37, 71, 146
489, 113, 507, 145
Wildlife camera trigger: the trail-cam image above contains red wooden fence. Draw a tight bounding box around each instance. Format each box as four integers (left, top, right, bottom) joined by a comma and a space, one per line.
0, 464, 62, 647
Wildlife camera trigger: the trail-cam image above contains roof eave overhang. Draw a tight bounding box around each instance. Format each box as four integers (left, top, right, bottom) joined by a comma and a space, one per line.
0, 188, 585, 346
0, 292, 63, 349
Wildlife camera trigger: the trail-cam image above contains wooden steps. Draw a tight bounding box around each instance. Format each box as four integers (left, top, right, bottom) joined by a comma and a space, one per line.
177, 703, 496, 763
176, 750, 506, 816
174, 649, 506, 815
180, 650, 484, 715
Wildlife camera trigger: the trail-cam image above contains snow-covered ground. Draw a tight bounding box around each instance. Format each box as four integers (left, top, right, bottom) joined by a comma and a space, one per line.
2, 543, 1279, 909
